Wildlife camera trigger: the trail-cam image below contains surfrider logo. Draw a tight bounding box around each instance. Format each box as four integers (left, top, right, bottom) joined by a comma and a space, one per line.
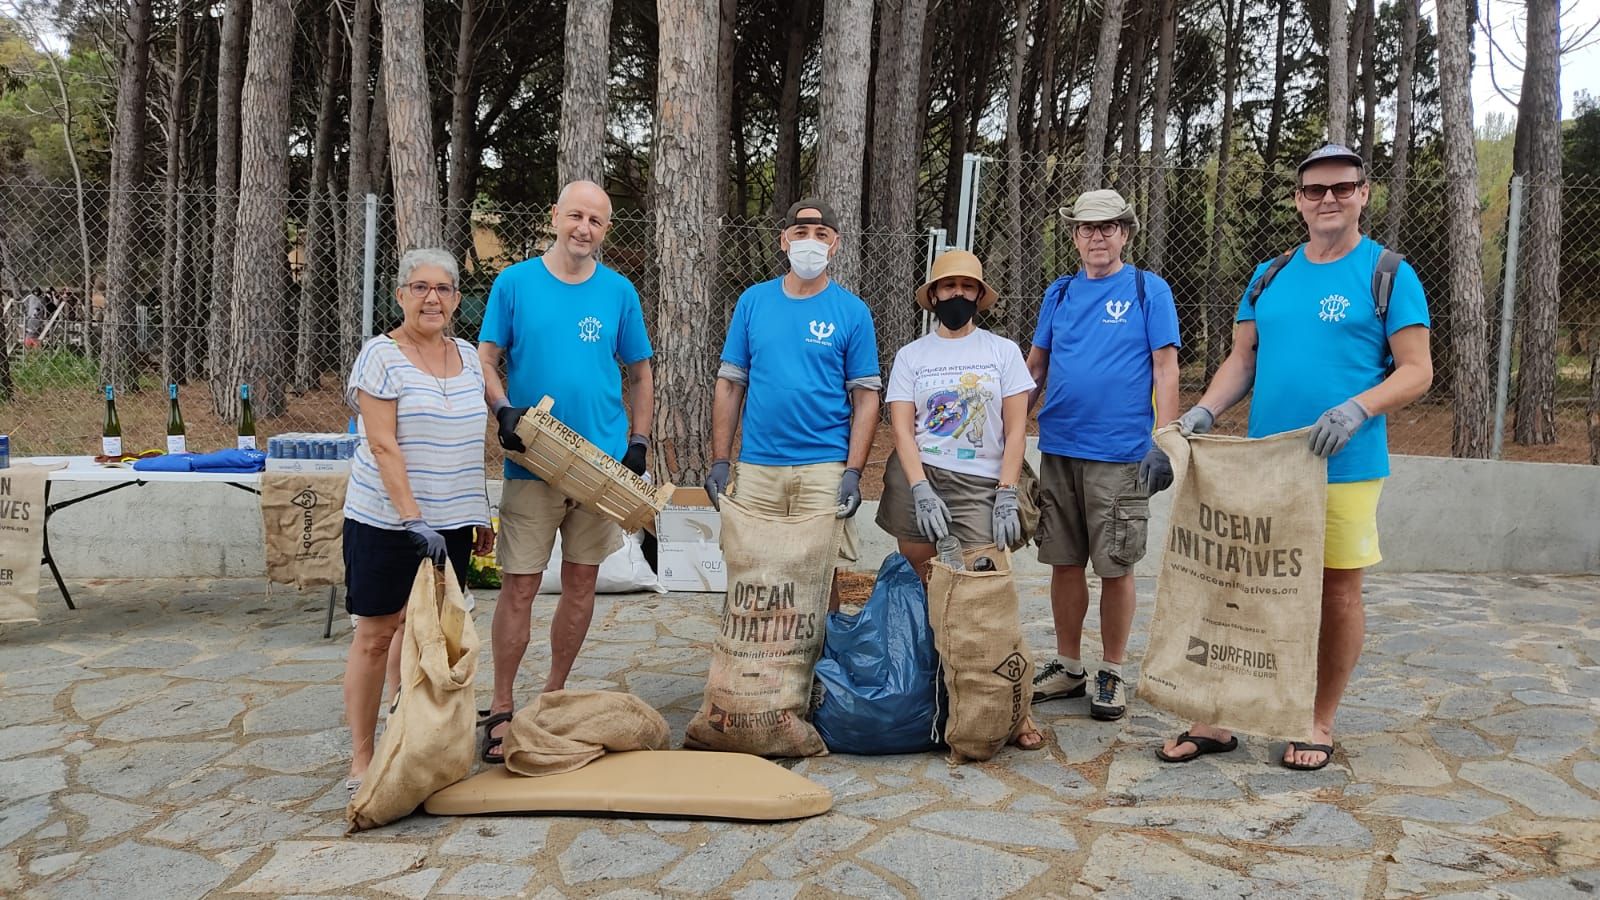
1319, 294, 1351, 323
806, 320, 836, 346
1103, 298, 1132, 323
578, 316, 603, 342
1186, 636, 1209, 666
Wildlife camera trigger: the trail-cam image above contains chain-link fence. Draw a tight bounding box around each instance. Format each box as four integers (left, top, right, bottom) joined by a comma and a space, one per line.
2, 167, 1596, 466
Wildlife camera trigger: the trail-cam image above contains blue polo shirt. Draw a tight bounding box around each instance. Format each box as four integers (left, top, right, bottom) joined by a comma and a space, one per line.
479, 257, 654, 480
1238, 237, 1430, 483
1032, 264, 1181, 463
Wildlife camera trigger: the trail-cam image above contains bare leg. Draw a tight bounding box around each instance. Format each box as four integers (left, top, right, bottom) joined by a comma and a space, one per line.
343, 611, 402, 778
1285, 566, 1365, 767
1097, 573, 1136, 665
828, 570, 843, 613
383, 621, 403, 703
897, 538, 935, 584
544, 560, 599, 692
487, 571, 542, 756
1049, 565, 1090, 660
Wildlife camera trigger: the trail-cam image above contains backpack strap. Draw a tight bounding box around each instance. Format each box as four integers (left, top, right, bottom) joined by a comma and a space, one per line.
1037, 273, 1075, 333
1244, 247, 1298, 313
1371, 247, 1404, 322
1134, 266, 1147, 318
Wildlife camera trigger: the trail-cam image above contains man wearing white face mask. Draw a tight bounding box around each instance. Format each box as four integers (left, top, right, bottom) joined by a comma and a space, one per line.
707, 198, 881, 606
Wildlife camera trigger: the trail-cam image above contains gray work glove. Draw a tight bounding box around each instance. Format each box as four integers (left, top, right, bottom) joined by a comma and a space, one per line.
492, 399, 529, 453
992, 486, 1021, 549
836, 467, 863, 519
1175, 406, 1215, 437
1139, 445, 1174, 494
402, 518, 448, 565
910, 479, 952, 542
1309, 398, 1369, 458
704, 459, 730, 511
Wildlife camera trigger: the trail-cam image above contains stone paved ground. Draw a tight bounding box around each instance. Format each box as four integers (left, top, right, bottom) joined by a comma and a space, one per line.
2, 572, 1598, 899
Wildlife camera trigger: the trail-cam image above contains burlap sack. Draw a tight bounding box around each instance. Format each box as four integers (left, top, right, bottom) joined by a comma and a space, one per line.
347, 561, 479, 832
0, 464, 56, 624
1140, 427, 1326, 738
684, 497, 842, 758
502, 689, 670, 776
927, 544, 1035, 762
260, 473, 347, 590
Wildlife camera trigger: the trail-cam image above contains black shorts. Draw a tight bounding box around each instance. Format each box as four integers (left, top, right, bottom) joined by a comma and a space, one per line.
343, 518, 474, 618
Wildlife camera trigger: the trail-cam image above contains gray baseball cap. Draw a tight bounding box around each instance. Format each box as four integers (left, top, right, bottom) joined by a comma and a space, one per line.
1297, 143, 1365, 176
1059, 189, 1139, 230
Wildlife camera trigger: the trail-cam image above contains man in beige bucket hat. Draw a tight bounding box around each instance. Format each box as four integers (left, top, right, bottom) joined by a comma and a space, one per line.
1025, 188, 1181, 721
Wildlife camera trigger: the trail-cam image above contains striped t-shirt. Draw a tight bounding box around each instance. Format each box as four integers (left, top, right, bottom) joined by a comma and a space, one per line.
343, 336, 491, 530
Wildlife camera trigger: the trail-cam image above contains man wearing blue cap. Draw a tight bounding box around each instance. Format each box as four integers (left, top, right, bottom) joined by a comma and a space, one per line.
1157, 144, 1433, 771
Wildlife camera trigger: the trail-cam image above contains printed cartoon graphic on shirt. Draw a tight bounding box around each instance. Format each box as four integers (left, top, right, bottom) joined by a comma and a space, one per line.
919, 367, 998, 459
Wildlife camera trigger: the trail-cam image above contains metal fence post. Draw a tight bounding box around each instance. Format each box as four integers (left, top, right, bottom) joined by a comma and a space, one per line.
1491, 175, 1525, 460
954, 153, 984, 251
360, 193, 378, 339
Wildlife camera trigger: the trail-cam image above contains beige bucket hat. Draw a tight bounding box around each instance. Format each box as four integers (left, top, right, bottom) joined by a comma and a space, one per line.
915, 249, 998, 312
1059, 189, 1139, 231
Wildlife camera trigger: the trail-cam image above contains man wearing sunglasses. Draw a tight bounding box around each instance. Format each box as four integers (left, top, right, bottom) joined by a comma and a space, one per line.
1158, 143, 1433, 772
1026, 189, 1182, 722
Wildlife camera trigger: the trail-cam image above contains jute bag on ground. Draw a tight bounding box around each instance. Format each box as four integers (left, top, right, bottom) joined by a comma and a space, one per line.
0, 464, 57, 624
927, 544, 1034, 762
259, 473, 347, 590
1140, 427, 1326, 738
684, 497, 842, 758
503, 690, 670, 776
348, 561, 479, 832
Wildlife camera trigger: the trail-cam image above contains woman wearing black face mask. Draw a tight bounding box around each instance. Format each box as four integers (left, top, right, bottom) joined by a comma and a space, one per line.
879, 249, 1039, 575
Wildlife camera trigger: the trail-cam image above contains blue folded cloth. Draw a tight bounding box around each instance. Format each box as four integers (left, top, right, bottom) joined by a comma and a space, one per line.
132, 449, 267, 474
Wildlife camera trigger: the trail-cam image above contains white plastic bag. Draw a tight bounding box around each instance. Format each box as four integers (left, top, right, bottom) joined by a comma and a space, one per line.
539, 531, 664, 594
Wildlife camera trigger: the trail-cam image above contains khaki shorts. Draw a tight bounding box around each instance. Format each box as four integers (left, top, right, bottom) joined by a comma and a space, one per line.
731, 461, 857, 563
877, 451, 1038, 550
496, 479, 624, 575
1035, 453, 1149, 577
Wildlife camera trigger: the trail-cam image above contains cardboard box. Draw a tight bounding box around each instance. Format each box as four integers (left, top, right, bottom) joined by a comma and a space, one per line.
655, 487, 725, 592
265, 458, 352, 475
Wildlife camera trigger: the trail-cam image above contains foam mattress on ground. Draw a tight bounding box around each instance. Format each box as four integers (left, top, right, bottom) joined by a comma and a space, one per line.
423, 750, 833, 821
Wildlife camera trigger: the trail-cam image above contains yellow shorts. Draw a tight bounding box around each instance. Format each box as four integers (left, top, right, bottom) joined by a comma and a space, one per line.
1325, 479, 1383, 570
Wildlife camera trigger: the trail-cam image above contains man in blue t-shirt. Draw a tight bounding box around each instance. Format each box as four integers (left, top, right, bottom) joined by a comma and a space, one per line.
704, 197, 881, 608
1026, 189, 1182, 722
476, 180, 655, 763
1158, 144, 1433, 772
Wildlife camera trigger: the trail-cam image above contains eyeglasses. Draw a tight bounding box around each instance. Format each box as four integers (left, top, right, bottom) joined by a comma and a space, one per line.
404, 282, 456, 299
1074, 222, 1123, 238
1297, 181, 1365, 201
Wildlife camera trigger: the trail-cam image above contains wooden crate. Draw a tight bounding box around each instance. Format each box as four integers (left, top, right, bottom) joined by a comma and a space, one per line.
505, 396, 673, 533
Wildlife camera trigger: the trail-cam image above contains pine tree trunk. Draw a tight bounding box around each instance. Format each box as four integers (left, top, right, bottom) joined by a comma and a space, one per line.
1435, 0, 1491, 458
773, 0, 811, 216
815, 0, 873, 288
557, 0, 612, 187
1359, 0, 1376, 163
161, 1, 190, 384
1327, 0, 1349, 144
1117, 0, 1153, 175
1144, 0, 1176, 274
654, 0, 719, 484
1513, 0, 1562, 445
446, 0, 480, 261
1079, 0, 1127, 190
341, 0, 374, 368
296, 9, 341, 392
1250, 0, 1291, 265
1385, 0, 1419, 247
208, 0, 248, 410
102, 0, 156, 390
1589, 328, 1599, 463
715, 0, 736, 218
1002, 0, 1030, 343
385, 0, 441, 252
1204, 0, 1242, 379
222, 0, 294, 420
866, 0, 929, 355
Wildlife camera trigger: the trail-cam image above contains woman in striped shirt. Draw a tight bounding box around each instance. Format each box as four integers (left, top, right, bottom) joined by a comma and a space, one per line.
341, 247, 492, 798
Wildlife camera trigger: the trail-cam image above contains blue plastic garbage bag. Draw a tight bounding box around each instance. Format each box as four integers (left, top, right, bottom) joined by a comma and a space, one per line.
813, 553, 943, 755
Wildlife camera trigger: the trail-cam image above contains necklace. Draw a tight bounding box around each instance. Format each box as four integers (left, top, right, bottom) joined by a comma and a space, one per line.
395, 330, 454, 408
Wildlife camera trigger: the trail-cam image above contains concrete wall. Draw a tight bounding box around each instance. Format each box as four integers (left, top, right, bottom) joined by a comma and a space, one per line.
37, 451, 1600, 580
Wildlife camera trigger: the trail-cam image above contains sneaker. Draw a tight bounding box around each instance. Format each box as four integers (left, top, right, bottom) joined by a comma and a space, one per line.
1091, 670, 1127, 721
1031, 658, 1087, 703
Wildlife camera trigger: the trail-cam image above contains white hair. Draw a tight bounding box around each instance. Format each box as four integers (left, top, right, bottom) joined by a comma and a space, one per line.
396, 248, 459, 286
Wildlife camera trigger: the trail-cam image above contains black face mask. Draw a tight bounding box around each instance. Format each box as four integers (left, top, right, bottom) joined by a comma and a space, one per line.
934, 295, 979, 330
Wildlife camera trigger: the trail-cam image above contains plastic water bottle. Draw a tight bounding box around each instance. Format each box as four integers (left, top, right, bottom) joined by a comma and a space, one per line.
936, 534, 964, 571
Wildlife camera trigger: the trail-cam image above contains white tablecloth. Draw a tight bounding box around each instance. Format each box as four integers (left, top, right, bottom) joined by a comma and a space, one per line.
18, 455, 263, 485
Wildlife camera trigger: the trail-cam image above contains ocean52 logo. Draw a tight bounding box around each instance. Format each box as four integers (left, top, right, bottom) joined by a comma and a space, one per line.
1318, 294, 1351, 322
1102, 298, 1132, 324
806, 320, 836, 346
578, 316, 603, 342
292, 488, 319, 558
1185, 635, 1278, 673
992, 652, 1027, 683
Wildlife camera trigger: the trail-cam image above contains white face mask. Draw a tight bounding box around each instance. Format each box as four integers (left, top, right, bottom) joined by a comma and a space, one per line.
787, 239, 831, 280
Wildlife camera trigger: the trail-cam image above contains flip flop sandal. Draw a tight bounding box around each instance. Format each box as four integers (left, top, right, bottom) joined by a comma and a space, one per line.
1283, 741, 1334, 771
1156, 731, 1239, 763
480, 710, 513, 764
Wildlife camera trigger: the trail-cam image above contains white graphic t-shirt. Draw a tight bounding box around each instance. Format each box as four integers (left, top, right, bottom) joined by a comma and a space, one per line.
885, 328, 1035, 479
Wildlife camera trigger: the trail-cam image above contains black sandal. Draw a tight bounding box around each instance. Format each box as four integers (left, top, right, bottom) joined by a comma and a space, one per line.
1283, 741, 1334, 771
1156, 730, 1239, 763
480, 710, 513, 764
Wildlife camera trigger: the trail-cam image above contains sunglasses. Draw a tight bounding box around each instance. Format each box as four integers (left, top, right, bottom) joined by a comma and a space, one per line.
1297, 180, 1365, 201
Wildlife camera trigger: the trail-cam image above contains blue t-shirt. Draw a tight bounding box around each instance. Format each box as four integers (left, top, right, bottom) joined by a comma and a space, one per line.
721, 277, 879, 466
1032, 265, 1181, 463
479, 257, 654, 480
1237, 237, 1429, 483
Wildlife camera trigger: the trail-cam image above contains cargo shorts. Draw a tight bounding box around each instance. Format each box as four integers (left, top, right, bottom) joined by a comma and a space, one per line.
1034, 452, 1149, 577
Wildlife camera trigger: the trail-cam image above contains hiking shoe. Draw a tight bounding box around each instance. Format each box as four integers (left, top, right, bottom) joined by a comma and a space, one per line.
1091, 670, 1127, 721
1031, 658, 1086, 703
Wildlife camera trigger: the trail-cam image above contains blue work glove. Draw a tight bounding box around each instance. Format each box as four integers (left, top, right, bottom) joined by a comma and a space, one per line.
1139, 445, 1174, 494
911, 479, 952, 542
492, 399, 529, 453
836, 467, 863, 518
1309, 398, 1369, 458
1175, 406, 1215, 437
402, 518, 448, 565
703, 459, 730, 511
622, 435, 649, 476
992, 486, 1022, 549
